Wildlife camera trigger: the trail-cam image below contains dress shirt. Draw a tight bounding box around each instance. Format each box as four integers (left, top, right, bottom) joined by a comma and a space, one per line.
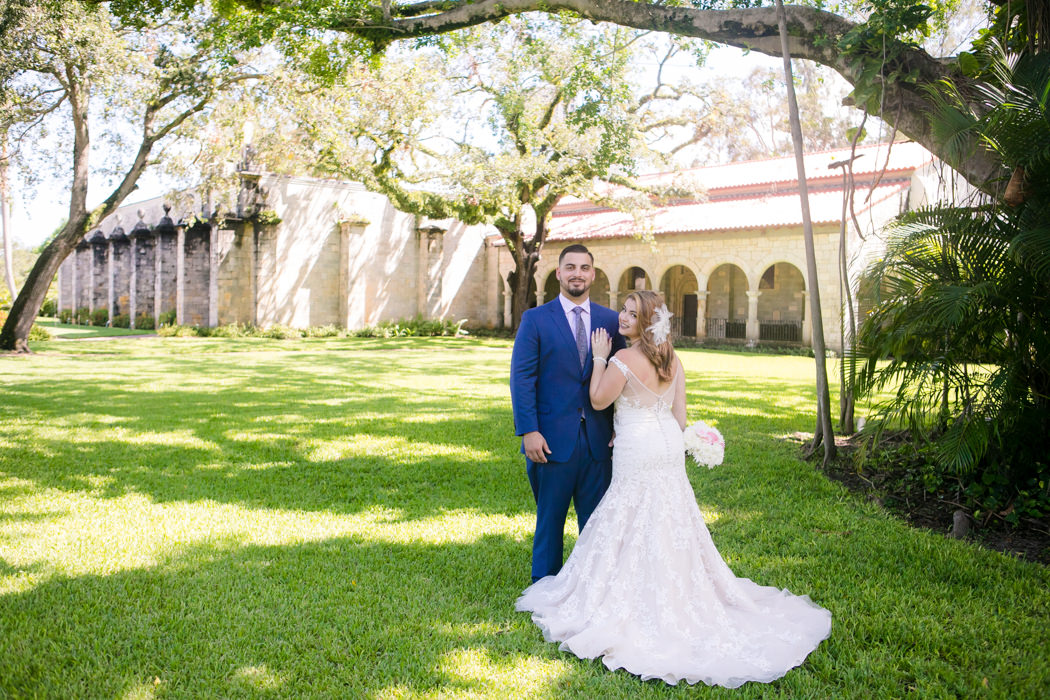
559, 294, 591, 351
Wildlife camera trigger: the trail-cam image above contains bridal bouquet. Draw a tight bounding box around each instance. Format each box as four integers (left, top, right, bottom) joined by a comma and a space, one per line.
683, 420, 724, 468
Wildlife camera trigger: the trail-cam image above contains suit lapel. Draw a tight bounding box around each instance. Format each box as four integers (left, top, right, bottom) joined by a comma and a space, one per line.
547, 299, 575, 349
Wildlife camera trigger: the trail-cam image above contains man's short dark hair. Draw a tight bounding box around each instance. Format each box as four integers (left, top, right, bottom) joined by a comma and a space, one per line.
559, 244, 593, 264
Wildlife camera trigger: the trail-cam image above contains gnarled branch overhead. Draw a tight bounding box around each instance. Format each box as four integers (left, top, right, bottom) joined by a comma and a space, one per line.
282, 0, 996, 189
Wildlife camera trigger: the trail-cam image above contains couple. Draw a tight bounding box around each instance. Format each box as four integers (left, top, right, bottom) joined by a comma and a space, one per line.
509, 244, 831, 687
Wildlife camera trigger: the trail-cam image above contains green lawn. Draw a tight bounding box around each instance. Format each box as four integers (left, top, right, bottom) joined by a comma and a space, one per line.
1, 337, 1047, 698
35, 317, 157, 339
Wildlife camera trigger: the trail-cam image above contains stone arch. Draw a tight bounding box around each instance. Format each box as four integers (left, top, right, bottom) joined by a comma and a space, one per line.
592, 268, 611, 308
616, 265, 653, 308
705, 262, 749, 340
659, 264, 700, 338
756, 261, 807, 343
542, 269, 559, 304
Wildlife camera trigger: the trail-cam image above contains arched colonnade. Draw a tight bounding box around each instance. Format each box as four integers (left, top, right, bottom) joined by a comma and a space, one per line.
537, 255, 811, 346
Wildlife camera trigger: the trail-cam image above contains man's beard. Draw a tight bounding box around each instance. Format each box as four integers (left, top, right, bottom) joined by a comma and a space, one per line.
563, 282, 589, 298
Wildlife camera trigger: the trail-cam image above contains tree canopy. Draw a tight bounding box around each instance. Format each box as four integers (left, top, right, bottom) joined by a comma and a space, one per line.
0, 0, 264, 350
133, 0, 1043, 194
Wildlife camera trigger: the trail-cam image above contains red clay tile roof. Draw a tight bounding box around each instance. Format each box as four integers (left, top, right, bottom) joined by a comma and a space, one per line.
546, 141, 931, 241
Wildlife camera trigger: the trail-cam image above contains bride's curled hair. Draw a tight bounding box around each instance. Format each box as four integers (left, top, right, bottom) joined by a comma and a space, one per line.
626, 290, 675, 382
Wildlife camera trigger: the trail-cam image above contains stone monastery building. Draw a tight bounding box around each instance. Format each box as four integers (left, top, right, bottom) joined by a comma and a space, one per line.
57, 141, 942, 351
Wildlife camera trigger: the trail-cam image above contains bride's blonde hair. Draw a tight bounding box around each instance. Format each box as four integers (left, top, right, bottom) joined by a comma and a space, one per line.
626, 290, 674, 382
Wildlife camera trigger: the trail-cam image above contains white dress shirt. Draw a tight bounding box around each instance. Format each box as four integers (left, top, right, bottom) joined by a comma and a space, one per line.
559, 294, 591, 350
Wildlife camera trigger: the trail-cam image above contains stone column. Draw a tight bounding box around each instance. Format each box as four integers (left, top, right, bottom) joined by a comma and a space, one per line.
416, 227, 428, 318
250, 223, 259, 327
208, 224, 219, 327
107, 236, 115, 323
745, 290, 761, 347
696, 290, 709, 341
801, 290, 812, 346
175, 224, 186, 325
502, 273, 513, 328
129, 238, 137, 327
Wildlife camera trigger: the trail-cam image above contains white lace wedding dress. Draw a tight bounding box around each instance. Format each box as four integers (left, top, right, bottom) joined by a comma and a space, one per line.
516, 357, 832, 687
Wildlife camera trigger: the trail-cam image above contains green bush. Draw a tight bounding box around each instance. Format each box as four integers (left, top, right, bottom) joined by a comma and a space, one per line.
263, 324, 303, 339
75, 307, 91, 325
90, 308, 109, 327
111, 313, 131, 329
208, 323, 253, 338
28, 323, 52, 341
58, 309, 73, 324
303, 324, 344, 338
352, 317, 467, 338
156, 324, 200, 337
134, 314, 156, 330
158, 310, 177, 327
39, 298, 58, 317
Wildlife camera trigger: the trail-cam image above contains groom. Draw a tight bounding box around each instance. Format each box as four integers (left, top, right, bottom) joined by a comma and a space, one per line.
510, 244, 625, 582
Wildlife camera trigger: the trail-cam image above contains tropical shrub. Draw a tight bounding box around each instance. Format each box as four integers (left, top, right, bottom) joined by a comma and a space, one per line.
134, 314, 156, 330
850, 45, 1050, 523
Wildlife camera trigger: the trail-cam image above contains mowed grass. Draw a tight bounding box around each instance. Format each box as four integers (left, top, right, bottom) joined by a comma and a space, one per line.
1, 337, 1047, 699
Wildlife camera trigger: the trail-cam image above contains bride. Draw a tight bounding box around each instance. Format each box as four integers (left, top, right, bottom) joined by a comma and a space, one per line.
515, 290, 832, 687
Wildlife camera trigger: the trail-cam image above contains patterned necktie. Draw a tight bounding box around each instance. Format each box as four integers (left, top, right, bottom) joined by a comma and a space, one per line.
572, 306, 587, 367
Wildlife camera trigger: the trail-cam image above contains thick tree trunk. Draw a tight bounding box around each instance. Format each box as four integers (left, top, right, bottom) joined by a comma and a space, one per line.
509, 261, 535, 331
0, 222, 84, 351
0, 69, 157, 351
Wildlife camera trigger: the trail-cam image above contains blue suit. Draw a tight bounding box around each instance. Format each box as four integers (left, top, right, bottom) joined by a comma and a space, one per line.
510, 298, 625, 581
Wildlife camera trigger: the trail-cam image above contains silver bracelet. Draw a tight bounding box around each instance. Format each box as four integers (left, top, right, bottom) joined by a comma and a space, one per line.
593, 357, 608, 365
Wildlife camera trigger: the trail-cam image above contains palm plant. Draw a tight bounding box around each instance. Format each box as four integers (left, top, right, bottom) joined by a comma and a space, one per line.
850, 44, 1050, 521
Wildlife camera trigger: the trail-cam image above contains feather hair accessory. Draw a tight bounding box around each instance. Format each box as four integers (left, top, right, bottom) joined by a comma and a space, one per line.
646, 305, 673, 345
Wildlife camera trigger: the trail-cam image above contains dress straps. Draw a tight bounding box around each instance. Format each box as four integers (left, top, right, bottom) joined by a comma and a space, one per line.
610, 356, 676, 398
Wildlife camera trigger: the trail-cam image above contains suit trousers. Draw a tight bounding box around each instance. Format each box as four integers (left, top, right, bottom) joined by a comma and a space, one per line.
526, 420, 612, 582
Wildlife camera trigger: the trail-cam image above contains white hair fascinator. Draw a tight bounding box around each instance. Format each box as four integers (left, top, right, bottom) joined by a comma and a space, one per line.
646, 305, 673, 345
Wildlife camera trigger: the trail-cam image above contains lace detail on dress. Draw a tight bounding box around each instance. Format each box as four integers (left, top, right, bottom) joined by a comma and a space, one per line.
516, 355, 831, 687
609, 356, 675, 414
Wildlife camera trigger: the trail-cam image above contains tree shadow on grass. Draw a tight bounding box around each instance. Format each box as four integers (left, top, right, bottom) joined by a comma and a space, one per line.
1, 346, 821, 525
0, 534, 670, 698
2, 524, 1046, 698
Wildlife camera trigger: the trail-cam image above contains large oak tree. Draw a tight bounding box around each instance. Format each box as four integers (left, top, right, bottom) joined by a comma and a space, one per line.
0, 1, 263, 352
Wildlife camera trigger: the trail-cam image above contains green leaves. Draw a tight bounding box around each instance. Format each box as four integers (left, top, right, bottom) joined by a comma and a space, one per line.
849, 43, 1050, 517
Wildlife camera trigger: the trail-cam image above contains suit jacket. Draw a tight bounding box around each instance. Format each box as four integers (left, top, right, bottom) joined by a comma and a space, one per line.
510, 298, 625, 463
